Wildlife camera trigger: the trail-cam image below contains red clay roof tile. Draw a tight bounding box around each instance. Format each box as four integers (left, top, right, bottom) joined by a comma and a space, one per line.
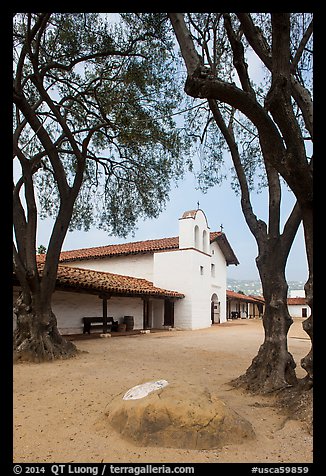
36, 231, 240, 265
50, 265, 184, 299
287, 297, 307, 305
226, 290, 264, 303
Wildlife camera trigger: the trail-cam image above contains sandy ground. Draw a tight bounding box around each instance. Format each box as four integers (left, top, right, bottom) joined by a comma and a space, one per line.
13, 318, 313, 464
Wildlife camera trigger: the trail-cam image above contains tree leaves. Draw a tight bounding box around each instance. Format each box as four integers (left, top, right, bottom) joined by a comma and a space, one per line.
13, 13, 189, 237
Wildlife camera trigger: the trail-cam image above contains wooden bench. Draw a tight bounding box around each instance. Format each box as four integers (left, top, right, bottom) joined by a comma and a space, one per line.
82, 316, 113, 334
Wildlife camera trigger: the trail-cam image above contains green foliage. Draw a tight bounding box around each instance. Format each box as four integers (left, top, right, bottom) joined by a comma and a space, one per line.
13, 13, 190, 237
37, 245, 47, 254
180, 13, 312, 198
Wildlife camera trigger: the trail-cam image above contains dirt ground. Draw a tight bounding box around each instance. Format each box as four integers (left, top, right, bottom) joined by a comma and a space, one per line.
13, 318, 313, 464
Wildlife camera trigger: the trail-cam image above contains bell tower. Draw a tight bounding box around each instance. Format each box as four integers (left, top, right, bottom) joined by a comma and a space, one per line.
178, 209, 210, 253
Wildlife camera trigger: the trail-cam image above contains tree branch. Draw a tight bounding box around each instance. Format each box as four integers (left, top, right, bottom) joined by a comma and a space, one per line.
281, 200, 302, 252
291, 19, 313, 73
238, 13, 313, 139
13, 179, 27, 264
168, 13, 202, 76
40, 50, 147, 77
236, 13, 272, 70
265, 160, 281, 238
208, 98, 264, 242
223, 13, 255, 96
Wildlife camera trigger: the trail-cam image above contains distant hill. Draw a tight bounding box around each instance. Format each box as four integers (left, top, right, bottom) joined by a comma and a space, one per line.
227, 278, 306, 296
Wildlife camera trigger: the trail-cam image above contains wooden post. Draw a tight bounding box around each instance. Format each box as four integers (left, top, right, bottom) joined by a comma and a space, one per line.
103, 297, 107, 333
143, 297, 150, 329
163, 299, 174, 327
99, 294, 110, 333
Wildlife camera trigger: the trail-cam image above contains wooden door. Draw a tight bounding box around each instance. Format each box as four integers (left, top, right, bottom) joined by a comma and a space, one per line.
164, 299, 174, 327
143, 298, 150, 329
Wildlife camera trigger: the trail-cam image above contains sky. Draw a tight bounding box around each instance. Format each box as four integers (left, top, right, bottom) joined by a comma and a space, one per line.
36, 168, 308, 283
18, 13, 309, 285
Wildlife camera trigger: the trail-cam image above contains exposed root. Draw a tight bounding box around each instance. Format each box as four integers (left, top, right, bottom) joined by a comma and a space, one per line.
13, 302, 80, 363
13, 330, 79, 363
230, 375, 293, 395
231, 373, 313, 435
230, 344, 297, 395
276, 383, 313, 435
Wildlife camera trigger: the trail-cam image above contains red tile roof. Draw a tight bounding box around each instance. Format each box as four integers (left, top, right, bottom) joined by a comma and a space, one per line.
57, 236, 180, 262
181, 210, 199, 219
287, 297, 307, 305
227, 292, 309, 307
49, 265, 184, 299
226, 290, 264, 303
37, 231, 239, 266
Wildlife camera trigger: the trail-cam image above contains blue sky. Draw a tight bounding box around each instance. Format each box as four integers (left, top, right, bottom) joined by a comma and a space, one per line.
36, 168, 308, 283
26, 13, 309, 284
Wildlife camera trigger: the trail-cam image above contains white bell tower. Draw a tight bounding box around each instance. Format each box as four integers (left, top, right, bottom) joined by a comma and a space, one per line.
179, 209, 210, 254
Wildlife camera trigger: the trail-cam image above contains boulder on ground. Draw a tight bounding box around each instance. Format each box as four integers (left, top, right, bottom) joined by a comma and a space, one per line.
106, 382, 255, 450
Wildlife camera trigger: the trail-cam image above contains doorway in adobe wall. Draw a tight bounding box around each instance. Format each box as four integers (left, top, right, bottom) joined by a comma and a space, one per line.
211, 293, 220, 324
164, 299, 174, 327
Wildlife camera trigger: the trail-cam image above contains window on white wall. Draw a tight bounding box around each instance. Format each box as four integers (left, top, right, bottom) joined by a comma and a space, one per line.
194, 225, 200, 249
211, 264, 215, 277
203, 229, 208, 253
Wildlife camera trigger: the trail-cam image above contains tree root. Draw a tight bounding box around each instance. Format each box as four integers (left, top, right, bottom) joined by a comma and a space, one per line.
276, 383, 313, 435
230, 344, 298, 395
13, 331, 79, 363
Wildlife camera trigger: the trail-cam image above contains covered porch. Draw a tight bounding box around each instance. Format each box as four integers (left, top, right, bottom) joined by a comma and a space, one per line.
20, 264, 184, 336
226, 290, 264, 320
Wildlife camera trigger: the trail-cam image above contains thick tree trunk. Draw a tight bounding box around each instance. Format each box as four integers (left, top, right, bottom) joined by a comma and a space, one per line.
301, 275, 313, 388
300, 206, 313, 388
13, 293, 78, 363
232, 304, 297, 394
231, 256, 297, 394
169, 12, 311, 394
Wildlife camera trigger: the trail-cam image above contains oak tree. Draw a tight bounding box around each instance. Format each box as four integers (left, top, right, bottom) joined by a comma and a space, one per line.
169, 12, 313, 390
13, 13, 187, 361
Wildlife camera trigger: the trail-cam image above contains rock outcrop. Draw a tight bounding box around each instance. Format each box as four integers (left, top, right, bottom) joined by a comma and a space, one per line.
106, 382, 255, 450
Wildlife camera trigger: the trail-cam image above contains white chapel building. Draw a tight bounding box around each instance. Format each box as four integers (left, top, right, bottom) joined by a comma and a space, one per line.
14, 209, 239, 334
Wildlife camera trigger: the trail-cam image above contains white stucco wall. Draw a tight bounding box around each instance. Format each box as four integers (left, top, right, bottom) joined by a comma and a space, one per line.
151, 299, 165, 328
154, 248, 215, 330
210, 241, 227, 324
51, 290, 103, 333
13, 287, 146, 334
228, 300, 249, 318
153, 209, 227, 329
179, 209, 210, 252
290, 289, 305, 298
14, 209, 233, 333
63, 241, 228, 331
288, 304, 311, 318
13, 286, 167, 333
154, 250, 194, 329
64, 254, 154, 281
54, 292, 148, 333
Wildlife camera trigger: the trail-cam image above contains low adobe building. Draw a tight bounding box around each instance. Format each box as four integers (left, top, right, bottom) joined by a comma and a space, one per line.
226, 290, 264, 319
14, 209, 239, 334
287, 297, 311, 318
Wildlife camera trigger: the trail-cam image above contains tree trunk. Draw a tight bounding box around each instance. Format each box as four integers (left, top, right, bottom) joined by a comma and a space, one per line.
231, 254, 297, 394
300, 205, 313, 388
301, 274, 313, 388
13, 292, 78, 363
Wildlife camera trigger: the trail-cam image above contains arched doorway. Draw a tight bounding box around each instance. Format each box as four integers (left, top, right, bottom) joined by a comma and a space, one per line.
211, 293, 220, 324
